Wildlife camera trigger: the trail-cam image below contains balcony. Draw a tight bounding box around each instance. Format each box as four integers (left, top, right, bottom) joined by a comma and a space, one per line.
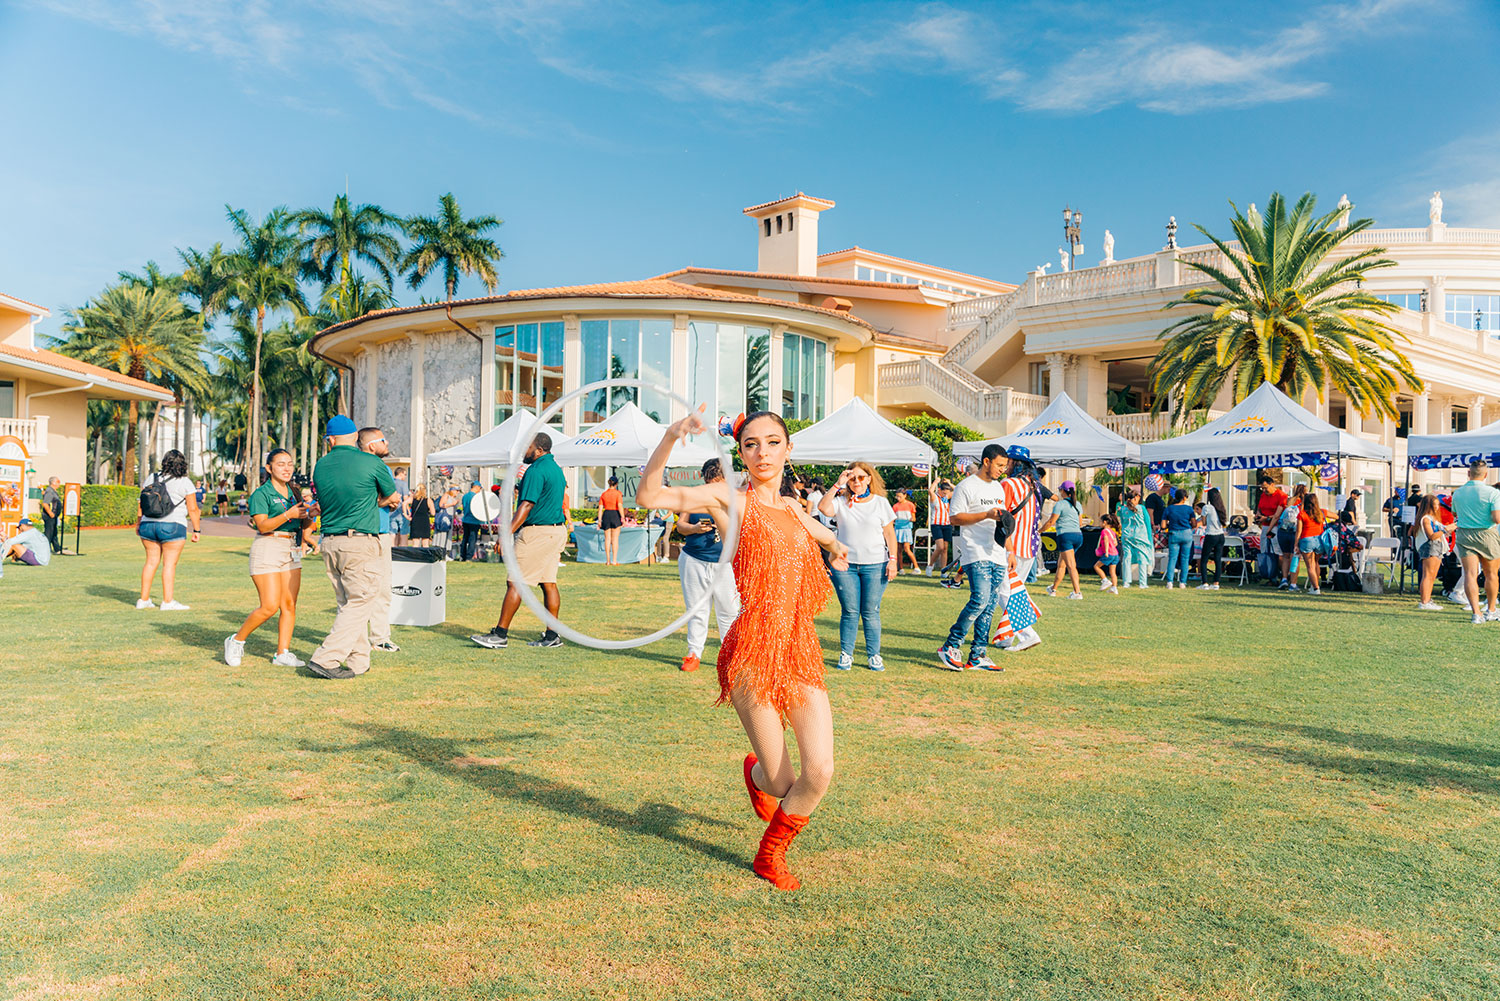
0, 416, 48, 455
879, 357, 1048, 432
1099, 410, 1225, 443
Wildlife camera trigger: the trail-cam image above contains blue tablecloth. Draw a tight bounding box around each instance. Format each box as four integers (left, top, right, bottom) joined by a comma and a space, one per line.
572, 524, 664, 563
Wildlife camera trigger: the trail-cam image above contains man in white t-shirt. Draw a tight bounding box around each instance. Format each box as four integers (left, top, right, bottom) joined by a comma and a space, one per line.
937, 443, 1012, 672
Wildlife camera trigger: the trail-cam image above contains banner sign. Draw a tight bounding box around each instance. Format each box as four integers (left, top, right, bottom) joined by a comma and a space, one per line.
1148, 452, 1328, 474
1409, 452, 1500, 470
0, 435, 29, 536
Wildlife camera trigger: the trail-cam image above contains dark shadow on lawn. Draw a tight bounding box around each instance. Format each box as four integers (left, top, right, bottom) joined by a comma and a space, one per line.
1231, 741, 1500, 797
308, 723, 744, 871
86, 583, 145, 605
1204, 715, 1500, 769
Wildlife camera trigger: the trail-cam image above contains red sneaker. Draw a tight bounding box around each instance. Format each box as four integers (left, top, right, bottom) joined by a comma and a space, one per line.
680, 654, 700, 672
743, 753, 777, 822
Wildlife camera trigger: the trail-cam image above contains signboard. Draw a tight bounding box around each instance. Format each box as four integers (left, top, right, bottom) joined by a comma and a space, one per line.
1409, 452, 1500, 470
1148, 452, 1328, 474
0, 435, 29, 537
64, 482, 82, 517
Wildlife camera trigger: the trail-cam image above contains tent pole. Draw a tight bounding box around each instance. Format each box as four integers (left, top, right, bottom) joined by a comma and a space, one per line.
1399, 461, 1411, 596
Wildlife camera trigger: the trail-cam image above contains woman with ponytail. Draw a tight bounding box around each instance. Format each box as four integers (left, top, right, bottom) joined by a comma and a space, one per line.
224, 448, 308, 668
637, 409, 849, 892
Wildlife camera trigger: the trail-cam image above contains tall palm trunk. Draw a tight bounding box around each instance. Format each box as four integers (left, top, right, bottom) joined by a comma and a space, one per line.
124, 400, 139, 486
146, 403, 162, 476
249, 305, 265, 489
182, 393, 194, 473
303, 381, 314, 475
137, 413, 149, 484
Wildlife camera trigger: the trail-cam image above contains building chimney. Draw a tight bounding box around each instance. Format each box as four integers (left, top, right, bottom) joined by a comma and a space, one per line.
742, 192, 834, 277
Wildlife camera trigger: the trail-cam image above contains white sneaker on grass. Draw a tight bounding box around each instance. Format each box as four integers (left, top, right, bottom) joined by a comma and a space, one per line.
1473, 613, 1486, 625
1447, 590, 1468, 606
1099, 580, 1111, 590
1487, 610, 1500, 623
160, 600, 190, 611
223, 635, 244, 667
136, 598, 156, 610
271, 650, 306, 668
1196, 583, 1213, 590
1066, 592, 1082, 600
1416, 602, 1442, 611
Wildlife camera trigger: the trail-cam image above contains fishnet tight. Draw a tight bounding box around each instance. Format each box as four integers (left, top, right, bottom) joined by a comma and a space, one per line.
732, 683, 833, 817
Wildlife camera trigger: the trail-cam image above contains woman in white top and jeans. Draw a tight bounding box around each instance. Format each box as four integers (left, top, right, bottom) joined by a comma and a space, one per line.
1196, 487, 1227, 589
136, 448, 201, 610
818, 461, 897, 671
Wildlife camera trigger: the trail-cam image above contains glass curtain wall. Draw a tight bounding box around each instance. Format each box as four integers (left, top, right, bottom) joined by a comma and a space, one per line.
687, 321, 771, 421
495, 322, 565, 426
780, 332, 826, 421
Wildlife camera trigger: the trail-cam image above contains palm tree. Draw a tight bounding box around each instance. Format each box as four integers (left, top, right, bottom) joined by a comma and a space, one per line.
1150, 193, 1422, 422
294, 194, 402, 288
178, 242, 235, 462
58, 284, 205, 484
399, 193, 504, 301
118, 261, 185, 295
226, 205, 308, 487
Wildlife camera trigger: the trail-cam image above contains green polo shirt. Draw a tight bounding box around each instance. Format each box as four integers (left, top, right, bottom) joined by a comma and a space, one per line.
518, 452, 566, 526
248, 480, 300, 534
313, 445, 396, 535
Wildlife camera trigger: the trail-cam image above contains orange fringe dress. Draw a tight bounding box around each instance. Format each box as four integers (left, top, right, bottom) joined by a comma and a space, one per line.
715, 488, 833, 718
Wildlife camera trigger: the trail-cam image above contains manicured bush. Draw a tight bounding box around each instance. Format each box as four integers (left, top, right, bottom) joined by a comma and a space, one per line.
80, 485, 141, 527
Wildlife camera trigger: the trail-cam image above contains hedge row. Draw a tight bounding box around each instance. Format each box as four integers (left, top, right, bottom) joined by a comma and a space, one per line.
80, 484, 141, 527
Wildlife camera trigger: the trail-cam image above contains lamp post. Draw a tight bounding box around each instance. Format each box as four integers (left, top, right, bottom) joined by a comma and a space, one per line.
1062, 206, 1084, 270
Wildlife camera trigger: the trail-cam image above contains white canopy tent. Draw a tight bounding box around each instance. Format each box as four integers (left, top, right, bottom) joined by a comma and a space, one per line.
550, 402, 718, 468
1139, 382, 1392, 473
953, 392, 1140, 466
788, 397, 938, 466
1406, 418, 1500, 469
426, 411, 573, 468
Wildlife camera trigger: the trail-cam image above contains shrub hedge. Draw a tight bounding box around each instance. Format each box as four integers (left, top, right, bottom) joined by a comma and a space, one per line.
81, 485, 141, 527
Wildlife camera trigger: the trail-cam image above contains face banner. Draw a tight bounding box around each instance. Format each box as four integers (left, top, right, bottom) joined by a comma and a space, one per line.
1409, 452, 1500, 470
1148, 452, 1329, 474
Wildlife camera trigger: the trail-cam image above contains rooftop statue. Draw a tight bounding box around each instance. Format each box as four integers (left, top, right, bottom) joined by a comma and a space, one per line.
1430, 190, 1443, 224
1058, 247, 1069, 272
1102, 229, 1115, 264
1335, 194, 1351, 230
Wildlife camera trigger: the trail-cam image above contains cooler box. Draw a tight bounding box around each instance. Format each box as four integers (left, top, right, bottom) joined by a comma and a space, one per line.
390, 546, 446, 626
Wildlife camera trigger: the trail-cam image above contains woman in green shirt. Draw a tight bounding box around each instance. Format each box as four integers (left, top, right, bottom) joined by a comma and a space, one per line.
224, 448, 308, 668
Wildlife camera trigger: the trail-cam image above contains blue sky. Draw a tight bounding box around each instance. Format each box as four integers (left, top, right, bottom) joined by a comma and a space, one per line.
3, 0, 1498, 338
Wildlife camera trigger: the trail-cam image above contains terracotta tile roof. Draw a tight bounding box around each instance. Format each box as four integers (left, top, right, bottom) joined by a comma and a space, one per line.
0, 342, 172, 397
0, 292, 50, 314
655, 267, 927, 292
741, 192, 835, 215
311, 279, 874, 343
815, 246, 1015, 290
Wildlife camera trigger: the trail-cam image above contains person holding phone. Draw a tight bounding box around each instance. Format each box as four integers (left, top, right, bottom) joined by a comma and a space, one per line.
225, 448, 307, 668
817, 461, 898, 671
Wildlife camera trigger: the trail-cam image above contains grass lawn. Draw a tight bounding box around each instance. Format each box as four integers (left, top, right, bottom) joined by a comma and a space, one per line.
3, 529, 1499, 1000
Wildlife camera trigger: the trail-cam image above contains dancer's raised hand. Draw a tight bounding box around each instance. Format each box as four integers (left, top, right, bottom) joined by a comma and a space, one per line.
666, 405, 708, 443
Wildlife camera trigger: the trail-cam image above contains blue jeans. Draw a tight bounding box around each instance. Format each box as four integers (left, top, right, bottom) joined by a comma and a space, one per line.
1167, 529, 1193, 584
944, 560, 1006, 659
830, 562, 889, 658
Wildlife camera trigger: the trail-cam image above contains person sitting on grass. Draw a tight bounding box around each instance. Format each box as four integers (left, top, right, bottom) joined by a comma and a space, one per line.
3, 517, 52, 566
1094, 512, 1120, 593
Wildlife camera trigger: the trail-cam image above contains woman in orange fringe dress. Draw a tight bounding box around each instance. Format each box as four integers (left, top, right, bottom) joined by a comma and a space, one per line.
637, 409, 849, 891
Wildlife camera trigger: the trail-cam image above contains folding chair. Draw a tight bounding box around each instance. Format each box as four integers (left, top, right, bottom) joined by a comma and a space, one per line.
1367, 537, 1401, 585
1220, 535, 1249, 586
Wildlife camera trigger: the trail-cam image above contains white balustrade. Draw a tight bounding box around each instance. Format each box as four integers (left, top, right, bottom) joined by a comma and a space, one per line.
0, 416, 48, 455
1443, 228, 1500, 245
1099, 410, 1226, 443
1034, 259, 1157, 304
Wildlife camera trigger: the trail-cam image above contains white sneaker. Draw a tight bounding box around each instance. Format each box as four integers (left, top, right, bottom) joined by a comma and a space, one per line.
1003, 633, 1042, 653
223, 635, 244, 667
1107, 585, 1119, 594
1209, 584, 1220, 590
1165, 582, 1174, 590
1473, 613, 1486, 625
160, 600, 190, 611
1487, 610, 1500, 623
135, 599, 157, 610
1099, 580, 1111, 590
271, 650, 306, 667
1138, 582, 1148, 589
1066, 592, 1082, 600
1416, 602, 1442, 611
1447, 590, 1468, 606
1196, 583, 1213, 590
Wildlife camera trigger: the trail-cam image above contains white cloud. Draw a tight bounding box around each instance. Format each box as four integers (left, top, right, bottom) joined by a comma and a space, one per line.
37, 0, 301, 68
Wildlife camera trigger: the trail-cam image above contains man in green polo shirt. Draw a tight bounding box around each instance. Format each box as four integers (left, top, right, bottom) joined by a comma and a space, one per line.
309, 415, 398, 678
471, 432, 569, 649
1451, 458, 1500, 624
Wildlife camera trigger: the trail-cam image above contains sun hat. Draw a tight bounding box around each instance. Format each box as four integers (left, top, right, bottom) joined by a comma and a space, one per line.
325, 414, 357, 437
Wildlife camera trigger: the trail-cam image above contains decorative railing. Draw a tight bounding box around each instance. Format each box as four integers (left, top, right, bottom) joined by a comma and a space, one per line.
1002, 390, 1050, 424
945, 277, 1030, 363
1176, 246, 1227, 276
879, 359, 1049, 429
1344, 227, 1429, 245
1034, 259, 1156, 304
1442, 227, 1500, 244
0, 416, 48, 455
1340, 226, 1500, 246
1099, 410, 1225, 443
946, 292, 1012, 329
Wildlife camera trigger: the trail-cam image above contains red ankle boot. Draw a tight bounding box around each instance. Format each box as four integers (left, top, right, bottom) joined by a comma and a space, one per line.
753, 806, 810, 891
743, 753, 778, 822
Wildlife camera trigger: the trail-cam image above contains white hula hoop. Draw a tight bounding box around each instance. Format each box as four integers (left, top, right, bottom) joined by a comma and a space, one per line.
498, 379, 742, 650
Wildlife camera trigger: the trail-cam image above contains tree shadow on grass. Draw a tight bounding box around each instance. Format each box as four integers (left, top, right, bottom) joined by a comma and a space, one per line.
305, 723, 745, 872
1203, 715, 1500, 769
1230, 741, 1500, 797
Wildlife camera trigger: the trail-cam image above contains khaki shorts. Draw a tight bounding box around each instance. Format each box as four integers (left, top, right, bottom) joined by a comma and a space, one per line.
514, 525, 567, 585
1456, 526, 1500, 562
249, 534, 302, 576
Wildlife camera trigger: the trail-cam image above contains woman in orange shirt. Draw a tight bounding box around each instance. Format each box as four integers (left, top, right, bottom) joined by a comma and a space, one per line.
597, 475, 624, 565
1295, 492, 1328, 595
637, 409, 850, 892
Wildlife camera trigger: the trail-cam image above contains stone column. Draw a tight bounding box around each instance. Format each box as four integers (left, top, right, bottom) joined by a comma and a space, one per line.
1412, 392, 1430, 486
408, 333, 425, 477
561, 314, 581, 435
1426, 276, 1446, 336
670, 313, 691, 420
479, 326, 496, 435
1044, 352, 1071, 400
1470, 396, 1485, 433
364, 345, 378, 429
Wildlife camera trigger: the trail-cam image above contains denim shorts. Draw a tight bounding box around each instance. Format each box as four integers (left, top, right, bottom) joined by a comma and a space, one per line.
138, 521, 187, 543
1097, 554, 1120, 566
930, 524, 953, 543
1297, 536, 1320, 554
1055, 531, 1083, 552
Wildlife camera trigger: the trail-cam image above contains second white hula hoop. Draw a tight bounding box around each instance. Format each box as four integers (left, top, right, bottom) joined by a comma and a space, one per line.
497, 379, 742, 651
